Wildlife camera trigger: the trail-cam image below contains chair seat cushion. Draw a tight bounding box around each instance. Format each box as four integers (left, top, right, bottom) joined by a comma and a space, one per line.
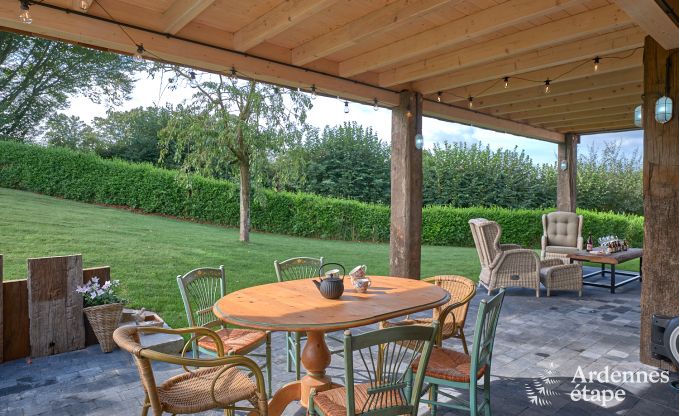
413, 347, 485, 383
381, 318, 460, 339
313, 383, 406, 416
545, 245, 579, 255
198, 328, 267, 354
158, 366, 257, 414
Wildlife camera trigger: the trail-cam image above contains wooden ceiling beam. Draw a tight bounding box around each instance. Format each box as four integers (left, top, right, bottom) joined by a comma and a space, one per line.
485, 82, 642, 116
614, 0, 679, 49
233, 0, 337, 51
542, 115, 632, 129
378, 4, 633, 87
558, 120, 637, 133
447, 67, 642, 109
292, 0, 451, 66
519, 104, 636, 124
422, 101, 564, 143
505, 95, 642, 120
162, 0, 215, 35
338, 0, 583, 77
437, 49, 642, 104
413, 27, 645, 94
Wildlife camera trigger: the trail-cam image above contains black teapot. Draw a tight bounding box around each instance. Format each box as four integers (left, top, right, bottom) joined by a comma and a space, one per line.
313, 263, 345, 299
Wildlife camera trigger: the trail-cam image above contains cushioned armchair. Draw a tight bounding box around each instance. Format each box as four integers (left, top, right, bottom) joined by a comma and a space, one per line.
541, 211, 583, 264
469, 218, 562, 298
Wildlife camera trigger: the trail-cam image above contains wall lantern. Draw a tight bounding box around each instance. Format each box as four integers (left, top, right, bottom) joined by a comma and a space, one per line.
655, 96, 673, 124
559, 160, 568, 171
634, 105, 643, 128
415, 133, 424, 150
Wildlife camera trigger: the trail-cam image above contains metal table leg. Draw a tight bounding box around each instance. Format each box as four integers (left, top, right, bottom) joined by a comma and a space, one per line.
610, 264, 616, 294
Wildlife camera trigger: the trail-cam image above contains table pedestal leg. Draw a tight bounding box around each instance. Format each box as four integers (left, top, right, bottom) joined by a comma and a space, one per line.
300, 330, 333, 407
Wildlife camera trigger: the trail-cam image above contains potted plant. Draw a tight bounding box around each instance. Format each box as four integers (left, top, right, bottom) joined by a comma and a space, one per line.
76, 277, 125, 353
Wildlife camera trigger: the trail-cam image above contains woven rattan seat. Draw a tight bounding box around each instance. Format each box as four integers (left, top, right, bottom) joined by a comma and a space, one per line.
313, 384, 406, 416
413, 347, 485, 383
198, 328, 268, 354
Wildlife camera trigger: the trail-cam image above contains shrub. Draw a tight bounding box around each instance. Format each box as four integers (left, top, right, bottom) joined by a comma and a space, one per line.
0, 141, 644, 248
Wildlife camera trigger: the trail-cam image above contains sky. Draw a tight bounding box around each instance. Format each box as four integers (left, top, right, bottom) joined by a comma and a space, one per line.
63, 72, 643, 165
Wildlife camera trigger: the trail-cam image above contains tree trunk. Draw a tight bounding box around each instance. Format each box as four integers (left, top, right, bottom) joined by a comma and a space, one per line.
239, 160, 251, 243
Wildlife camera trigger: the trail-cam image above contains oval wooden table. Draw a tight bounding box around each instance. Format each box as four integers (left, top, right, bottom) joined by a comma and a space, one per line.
213, 275, 449, 416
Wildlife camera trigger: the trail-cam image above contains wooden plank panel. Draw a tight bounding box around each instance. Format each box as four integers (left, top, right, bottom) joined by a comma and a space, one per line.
82, 266, 110, 346
27, 255, 85, 357
3, 280, 29, 361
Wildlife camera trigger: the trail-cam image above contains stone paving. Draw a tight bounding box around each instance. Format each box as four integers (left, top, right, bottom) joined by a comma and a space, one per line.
1, 272, 678, 415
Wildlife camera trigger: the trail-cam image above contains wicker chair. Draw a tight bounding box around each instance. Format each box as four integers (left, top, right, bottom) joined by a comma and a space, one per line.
416, 290, 506, 416
308, 323, 438, 416
113, 326, 268, 416
541, 211, 584, 264
177, 266, 272, 396
274, 256, 342, 380
469, 218, 563, 297
380, 276, 476, 354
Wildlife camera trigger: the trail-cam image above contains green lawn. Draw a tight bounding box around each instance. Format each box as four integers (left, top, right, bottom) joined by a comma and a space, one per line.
0, 188, 480, 328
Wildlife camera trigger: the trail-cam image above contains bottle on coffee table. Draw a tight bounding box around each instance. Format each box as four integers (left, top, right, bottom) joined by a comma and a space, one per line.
586, 233, 593, 252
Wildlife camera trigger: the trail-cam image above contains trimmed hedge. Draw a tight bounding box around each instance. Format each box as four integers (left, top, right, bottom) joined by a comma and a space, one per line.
0, 141, 643, 248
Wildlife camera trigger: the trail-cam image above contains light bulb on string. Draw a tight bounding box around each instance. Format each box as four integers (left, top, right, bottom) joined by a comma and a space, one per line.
344, 101, 349, 114
504, 77, 509, 89
19, 0, 31, 24
544, 79, 551, 94
133, 44, 145, 62
593, 56, 600, 72
437, 92, 442, 102
311, 85, 316, 100
228, 67, 237, 81
468, 96, 473, 109
373, 98, 379, 111
188, 71, 198, 88
80, 0, 90, 11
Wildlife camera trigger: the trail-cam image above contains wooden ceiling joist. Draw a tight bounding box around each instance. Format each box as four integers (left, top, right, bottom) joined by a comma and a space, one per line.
162, 0, 215, 35
378, 4, 633, 87
614, 0, 679, 49
561, 119, 637, 133
448, 67, 643, 109
413, 26, 645, 94
520, 104, 637, 125
542, 114, 632, 129
338, 0, 583, 77
505, 95, 642, 120
233, 0, 336, 51
292, 0, 450, 66
569, 124, 638, 134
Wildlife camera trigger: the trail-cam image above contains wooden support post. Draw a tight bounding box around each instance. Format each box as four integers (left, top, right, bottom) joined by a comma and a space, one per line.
390, 91, 423, 279
556, 133, 578, 212
0, 254, 3, 363
640, 36, 679, 371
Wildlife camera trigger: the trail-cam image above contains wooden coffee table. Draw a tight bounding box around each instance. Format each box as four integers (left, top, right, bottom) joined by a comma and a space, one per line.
213, 275, 449, 416
568, 248, 643, 294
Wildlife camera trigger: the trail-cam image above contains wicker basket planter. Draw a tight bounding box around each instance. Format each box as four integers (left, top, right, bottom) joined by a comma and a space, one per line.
84, 303, 124, 353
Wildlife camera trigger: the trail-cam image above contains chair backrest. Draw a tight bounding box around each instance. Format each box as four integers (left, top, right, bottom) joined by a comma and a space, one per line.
342, 323, 437, 416
431, 275, 477, 332
469, 219, 502, 268
543, 211, 582, 247
469, 290, 506, 382
177, 266, 225, 328
273, 257, 324, 282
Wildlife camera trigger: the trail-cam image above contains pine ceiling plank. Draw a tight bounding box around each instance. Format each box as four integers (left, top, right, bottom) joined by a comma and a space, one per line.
614, 0, 679, 49
162, 0, 215, 35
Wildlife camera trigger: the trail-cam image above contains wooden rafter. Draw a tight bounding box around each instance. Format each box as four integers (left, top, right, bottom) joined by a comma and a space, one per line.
559, 120, 637, 133
292, 0, 450, 66
505, 95, 642, 120
448, 68, 643, 109
233, 0, 337, 51
520, 105, 637, 124
485, 82, 642, 116
438, 49, 643, 104
412, 27, 645, 94
162, 0, 214, 35
614, 0, 679, 49
338, 0, 583, 77
542, 115, 632, 129
378, 4, 633, 87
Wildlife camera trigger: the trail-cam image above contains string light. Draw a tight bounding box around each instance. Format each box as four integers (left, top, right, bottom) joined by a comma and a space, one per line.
188, 71, 198, 88
468, 96, 473, 109
373, 98, 379, 111
544, 79, 551, 94
80, 0, 90, 11
344, 101, 349, 114
311, 85, 316, 100
133, 44, 145, 62
18, 0, 31, 24
504, 77, 509, 89
593, 56, 600, 72
437, 92, 442, 102
228, 67, 237, 81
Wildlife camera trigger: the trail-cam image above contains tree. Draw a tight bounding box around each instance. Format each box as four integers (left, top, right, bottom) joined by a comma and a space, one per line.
0, 32, 140, 141
157, 69, 311, 242
94, 106, 173, 166
44, 114, 99, 151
